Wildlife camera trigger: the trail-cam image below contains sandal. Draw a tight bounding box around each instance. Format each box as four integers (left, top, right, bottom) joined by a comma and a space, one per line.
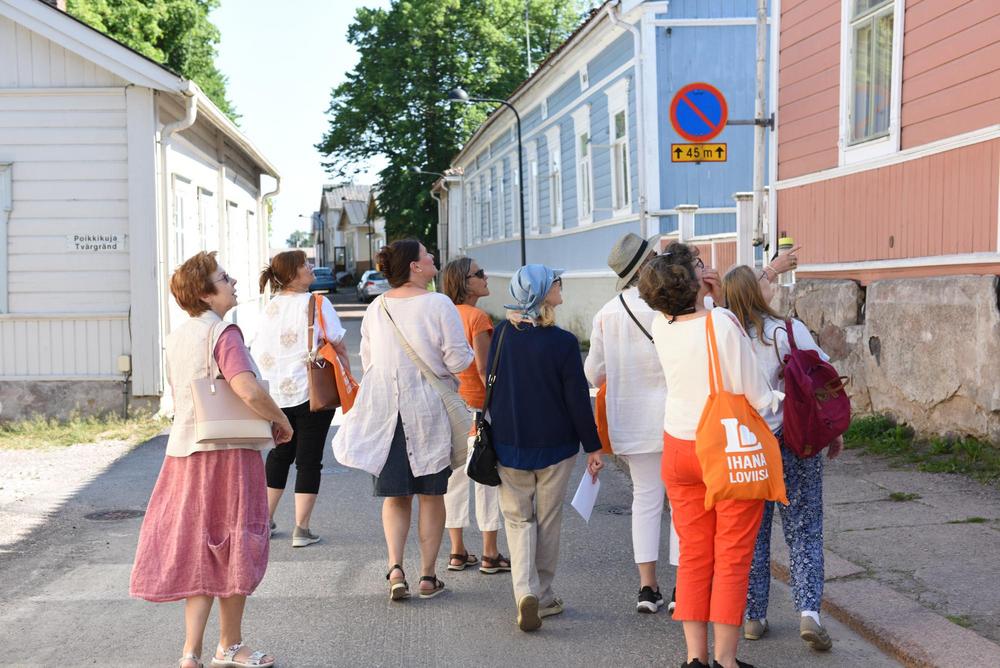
179, 654, 203, 668
480, 553, 511, 574
447, 552, 479, 571
418, 575, 446, 599
386, 564, 410, 601
211, 643, 274, 667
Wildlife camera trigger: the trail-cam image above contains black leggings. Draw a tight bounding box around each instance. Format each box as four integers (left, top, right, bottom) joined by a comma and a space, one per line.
265, 401, 335, 494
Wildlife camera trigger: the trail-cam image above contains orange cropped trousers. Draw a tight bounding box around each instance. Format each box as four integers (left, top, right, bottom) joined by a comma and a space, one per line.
661, 432, 764, 626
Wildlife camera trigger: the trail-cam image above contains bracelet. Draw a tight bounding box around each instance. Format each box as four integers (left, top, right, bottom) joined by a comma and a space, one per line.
762, 265, 777, 283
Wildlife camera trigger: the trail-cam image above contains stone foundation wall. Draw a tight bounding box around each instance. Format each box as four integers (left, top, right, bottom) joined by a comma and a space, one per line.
0, 380, 159, 422
773, 274, 1000, 441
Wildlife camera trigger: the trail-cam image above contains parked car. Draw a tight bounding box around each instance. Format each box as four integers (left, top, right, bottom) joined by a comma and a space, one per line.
356, 270, 389, 302
309, 266, 337, 294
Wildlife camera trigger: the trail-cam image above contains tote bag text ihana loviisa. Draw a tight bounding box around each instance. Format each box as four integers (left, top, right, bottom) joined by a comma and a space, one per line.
694, 312, 788, 510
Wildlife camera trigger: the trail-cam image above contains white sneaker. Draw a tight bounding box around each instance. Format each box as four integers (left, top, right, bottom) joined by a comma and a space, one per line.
291, 526, 320, 547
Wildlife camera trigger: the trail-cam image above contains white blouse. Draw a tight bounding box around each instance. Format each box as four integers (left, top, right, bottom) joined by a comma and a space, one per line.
652, 308, 782, 440
584, 287, 665, 455
332, 292, 474, 477
250, 292, 347, 408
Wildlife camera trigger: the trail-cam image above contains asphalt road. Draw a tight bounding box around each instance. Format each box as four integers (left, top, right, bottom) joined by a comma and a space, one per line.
0, 294, 898, 667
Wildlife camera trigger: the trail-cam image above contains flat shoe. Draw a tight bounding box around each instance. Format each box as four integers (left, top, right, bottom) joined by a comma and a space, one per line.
446, 552, 478, 571
211, 643, 274, 668
418, 575, 446, 599
479, 553, 511, 574
517, 594, 541, 631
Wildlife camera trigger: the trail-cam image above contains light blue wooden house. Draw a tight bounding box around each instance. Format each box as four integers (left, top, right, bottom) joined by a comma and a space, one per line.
435, 0, 776, 335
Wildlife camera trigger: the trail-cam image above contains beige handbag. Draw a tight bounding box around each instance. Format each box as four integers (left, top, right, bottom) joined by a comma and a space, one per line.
380, 296, 473, 470
190, 321, 273, 444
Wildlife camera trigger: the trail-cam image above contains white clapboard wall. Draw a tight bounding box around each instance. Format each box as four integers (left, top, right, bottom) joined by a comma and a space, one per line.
0, 16, 131, 380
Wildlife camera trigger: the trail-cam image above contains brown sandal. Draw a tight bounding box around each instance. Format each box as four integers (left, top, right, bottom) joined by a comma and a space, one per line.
386, 564, 410, 601
447, 552, 479, 571
418, 575, 446, 598
480, 553, 511, 574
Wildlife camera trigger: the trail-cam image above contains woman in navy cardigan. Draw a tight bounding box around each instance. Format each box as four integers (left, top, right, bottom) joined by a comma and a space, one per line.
487, 264, 604, 632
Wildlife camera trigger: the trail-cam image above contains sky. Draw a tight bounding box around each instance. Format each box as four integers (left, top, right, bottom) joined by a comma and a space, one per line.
212, 0, 391, 248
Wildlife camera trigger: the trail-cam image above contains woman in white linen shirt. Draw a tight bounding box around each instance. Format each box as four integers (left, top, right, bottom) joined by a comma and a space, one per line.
252, 250, 348, 548
584, 232, 680, 615
332, 239, 474, 601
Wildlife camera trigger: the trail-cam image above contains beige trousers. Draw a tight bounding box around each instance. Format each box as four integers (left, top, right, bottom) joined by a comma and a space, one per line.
497, 456, 576, 607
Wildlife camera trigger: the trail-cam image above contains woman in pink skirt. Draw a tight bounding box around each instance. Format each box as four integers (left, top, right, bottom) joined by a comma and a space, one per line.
130, 252, 293, 668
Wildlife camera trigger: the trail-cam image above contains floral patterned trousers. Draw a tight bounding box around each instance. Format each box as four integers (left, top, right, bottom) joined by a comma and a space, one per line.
745, 433, 825, 619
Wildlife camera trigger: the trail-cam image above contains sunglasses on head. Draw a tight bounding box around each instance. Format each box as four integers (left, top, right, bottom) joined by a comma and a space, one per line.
552, 276, 563, 287
466, 268, 486, 280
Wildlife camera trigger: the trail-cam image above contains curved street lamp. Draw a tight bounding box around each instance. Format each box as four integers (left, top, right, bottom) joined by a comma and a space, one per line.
448, 87, 526, 266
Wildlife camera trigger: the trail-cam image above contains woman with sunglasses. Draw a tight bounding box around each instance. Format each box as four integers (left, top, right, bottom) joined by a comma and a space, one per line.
439, 258, 509, 575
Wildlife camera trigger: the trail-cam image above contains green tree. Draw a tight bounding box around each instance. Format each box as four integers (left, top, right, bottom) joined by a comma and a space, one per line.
317, 0, 585, 251
286, 230, 313, 248
67, 0, 238, 120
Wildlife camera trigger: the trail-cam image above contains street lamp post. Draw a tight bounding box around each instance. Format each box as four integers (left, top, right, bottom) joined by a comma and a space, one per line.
448, 87, 526, 266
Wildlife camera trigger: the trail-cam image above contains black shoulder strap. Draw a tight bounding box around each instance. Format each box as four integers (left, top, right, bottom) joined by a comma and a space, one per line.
482, 321, 510, 411
619, 293, 653, 343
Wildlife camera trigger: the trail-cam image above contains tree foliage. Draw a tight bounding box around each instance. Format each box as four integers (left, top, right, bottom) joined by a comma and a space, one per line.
317, 0, 587, 251
286, 230, 313, 249
66, 0, 237, 120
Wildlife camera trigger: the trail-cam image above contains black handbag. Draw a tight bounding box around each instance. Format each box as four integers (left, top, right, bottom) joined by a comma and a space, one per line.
467, 322, 509, 486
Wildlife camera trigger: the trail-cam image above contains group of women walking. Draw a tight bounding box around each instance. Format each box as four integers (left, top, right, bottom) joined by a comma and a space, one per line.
129, 233, 840, 668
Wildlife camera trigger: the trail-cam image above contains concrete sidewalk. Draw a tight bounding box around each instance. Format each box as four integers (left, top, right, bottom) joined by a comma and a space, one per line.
761, 449, 1000, 667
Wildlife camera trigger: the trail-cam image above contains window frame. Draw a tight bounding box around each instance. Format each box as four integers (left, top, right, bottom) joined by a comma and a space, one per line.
572, 105, 594, 225
0, 163, 10, 313
606, 77, 631, 215
545, 125, 563, 232
838, 0, 904, 165
527, 141, 540, 235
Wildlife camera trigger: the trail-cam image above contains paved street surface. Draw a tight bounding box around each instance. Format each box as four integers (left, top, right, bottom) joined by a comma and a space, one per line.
0, 293, 897, 667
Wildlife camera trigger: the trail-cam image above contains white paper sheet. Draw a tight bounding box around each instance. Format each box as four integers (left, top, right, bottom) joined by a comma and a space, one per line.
571, 471, 601, 523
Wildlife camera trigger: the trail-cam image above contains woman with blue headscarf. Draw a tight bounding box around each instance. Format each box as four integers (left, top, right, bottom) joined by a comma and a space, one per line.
485, 264, 605, 632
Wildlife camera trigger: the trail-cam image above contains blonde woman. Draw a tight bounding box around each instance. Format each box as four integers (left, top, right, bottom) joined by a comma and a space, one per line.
487, 264, 604, 631
722, 265, 841, 652
439, 257, 508, 575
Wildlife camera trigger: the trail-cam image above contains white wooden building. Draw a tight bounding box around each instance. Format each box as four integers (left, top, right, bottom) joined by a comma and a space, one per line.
0, 0, 279, 420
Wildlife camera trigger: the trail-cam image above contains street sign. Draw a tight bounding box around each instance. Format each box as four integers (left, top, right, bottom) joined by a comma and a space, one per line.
670, 83, 728, 143
671, 143, 727, 163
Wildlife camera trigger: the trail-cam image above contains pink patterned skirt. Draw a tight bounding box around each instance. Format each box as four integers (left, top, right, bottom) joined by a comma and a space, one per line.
130, 449, 269, 602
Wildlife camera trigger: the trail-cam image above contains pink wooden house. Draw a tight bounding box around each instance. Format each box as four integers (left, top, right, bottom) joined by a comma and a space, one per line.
774, 0, 1000, 284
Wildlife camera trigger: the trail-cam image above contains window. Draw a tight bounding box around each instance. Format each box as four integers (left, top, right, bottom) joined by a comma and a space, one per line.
467, 182, 478, 245
498, 162, 508, 239
612, 110, 630, 211
198, 187, 217, 251
579, 68, 589, 90
545, 126, 562, 231
540, 99, 548, 121
527, 142, 540, 234
606, 78, 631, 214
849, 0, 894, 144
0, 163, 11, 313
480, 176, 490, 241
572, 105, 593, 223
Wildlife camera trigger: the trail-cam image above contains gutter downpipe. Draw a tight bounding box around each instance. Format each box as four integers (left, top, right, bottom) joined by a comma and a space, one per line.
607, 1, 647, 236
430, 187, 446, 262
155, 81, 196, 401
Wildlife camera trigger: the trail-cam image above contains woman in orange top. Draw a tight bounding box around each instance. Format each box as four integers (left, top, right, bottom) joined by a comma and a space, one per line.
440, 257, 509, 575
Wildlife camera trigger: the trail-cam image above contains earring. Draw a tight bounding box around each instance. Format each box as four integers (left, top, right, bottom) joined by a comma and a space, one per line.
415, 268, 423, 273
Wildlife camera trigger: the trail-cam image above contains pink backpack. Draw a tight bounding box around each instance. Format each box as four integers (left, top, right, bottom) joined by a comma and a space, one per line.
776, 319, 851, 458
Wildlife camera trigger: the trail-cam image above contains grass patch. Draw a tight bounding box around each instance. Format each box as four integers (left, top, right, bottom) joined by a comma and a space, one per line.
948, 516, 989, 524
0, 412, 167, 450
946, 614, 973, 628
888, 491, 921, 502
844, 415, 1000, 485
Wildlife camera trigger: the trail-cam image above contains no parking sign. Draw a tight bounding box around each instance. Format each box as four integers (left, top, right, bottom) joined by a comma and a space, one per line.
670, 82, 728, 143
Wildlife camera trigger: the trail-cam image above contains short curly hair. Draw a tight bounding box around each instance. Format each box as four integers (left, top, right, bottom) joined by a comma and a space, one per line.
638, 242, 699, 318
170, 251, 219, 316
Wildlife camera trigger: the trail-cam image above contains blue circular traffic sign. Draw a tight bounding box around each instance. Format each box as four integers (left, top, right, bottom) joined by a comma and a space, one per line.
670, 83, 728, 142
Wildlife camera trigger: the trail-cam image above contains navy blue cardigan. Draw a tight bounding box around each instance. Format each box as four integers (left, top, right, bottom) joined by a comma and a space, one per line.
485, 320, 602, 470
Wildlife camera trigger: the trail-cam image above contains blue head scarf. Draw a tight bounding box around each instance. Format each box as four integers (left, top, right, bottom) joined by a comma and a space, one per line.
504, 264, 564, 320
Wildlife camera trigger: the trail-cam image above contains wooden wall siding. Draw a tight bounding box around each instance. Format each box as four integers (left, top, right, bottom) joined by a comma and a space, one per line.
901, 0, 1000, 149
691, 240, 737, 275
777, 0, 840, 180
0, 17, 126, 88
0, 314, 129, 378
0, 90, 130, 313
777, 139, 1000, 264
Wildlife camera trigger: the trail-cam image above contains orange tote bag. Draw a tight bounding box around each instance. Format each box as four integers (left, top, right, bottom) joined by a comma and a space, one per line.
314, 297, 360, 414
595, 381, 613, 454
694, 312, 787, 510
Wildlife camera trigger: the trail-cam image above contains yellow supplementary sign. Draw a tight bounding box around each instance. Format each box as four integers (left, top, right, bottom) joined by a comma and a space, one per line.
671, 143, 727, 162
